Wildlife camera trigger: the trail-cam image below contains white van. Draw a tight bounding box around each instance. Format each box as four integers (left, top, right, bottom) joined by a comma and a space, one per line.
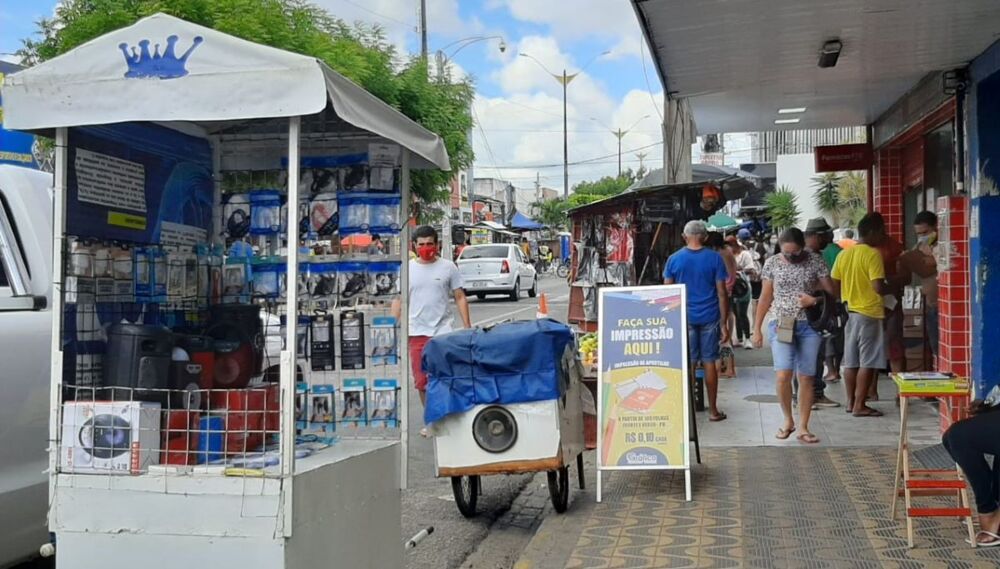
0, 164, 53, 567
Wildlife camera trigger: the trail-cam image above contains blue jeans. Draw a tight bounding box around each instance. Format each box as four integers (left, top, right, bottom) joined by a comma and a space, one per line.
926, 305, 940, 357
768, 320, 823, 377
688, 322, 721, 363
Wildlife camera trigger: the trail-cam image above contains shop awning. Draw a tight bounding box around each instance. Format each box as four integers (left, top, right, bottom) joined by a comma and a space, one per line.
474, 220, 508, 231
631, 0, 1000, 133
510, 211, 544, 230
2, 13, 449, 170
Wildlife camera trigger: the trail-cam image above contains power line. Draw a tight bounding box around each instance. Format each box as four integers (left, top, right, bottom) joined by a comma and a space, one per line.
475, 141, 663, 170
335, 0, 414, 28
471, 103, 506, 182
640, 36, 664, 123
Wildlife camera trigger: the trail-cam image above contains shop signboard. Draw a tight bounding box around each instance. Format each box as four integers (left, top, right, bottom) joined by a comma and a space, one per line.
814, 143, 873, 173
596, 285, 691, 502
470, 228, 490, 245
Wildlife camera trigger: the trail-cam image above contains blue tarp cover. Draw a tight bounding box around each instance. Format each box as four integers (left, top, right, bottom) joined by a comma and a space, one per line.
423, 319, 574, 424
511, 211, 544, 230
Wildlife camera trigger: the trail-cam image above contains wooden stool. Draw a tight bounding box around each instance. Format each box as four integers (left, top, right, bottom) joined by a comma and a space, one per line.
890, 391, 976, 548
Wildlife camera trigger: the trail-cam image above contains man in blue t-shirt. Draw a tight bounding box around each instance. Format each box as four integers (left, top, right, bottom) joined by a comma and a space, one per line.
663, 219, 730, 422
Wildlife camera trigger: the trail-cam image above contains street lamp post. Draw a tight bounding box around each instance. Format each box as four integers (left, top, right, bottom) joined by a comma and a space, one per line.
520, 50, 610, 198
591, 115, 650, 177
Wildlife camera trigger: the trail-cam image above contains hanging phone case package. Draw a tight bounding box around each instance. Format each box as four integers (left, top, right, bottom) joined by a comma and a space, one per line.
166, 250, 186, 301
93, 247, 115, 302
111, 247, 134, 302
151, 248, 167, 302
337, 262, 368, 303
369, 379, 398, 428
370, 316, 398, 365
368, 167, 398, 192
340, 164, 369, 192
368, 196, 402, 234
223, 193, 251, 239
222, 260, 249, 303
307, 261, 338, 311
308, 384, 335, 432
252, 259, 286, 299
310, 193, 338, 237
250, 190, 282, 236
295, 383, 309, 430
340, 378, 367, 426
368, 261, 401, 298
338, 195, 369, 234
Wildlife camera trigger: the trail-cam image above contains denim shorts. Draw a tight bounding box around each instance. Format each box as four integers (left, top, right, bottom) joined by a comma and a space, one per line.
768, 319, 822, 376
688, 322, 721, 363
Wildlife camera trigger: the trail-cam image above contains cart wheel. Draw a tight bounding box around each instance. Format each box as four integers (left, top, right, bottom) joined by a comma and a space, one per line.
547, 466, 570, 513
451, 475, 480, 518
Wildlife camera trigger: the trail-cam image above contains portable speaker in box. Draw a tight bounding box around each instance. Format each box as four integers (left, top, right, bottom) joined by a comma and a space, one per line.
61, 400, 161, 475
103, 323, 173, 404
161, 409, 200, 465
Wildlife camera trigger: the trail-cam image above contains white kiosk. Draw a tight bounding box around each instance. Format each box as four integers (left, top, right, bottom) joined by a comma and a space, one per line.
3, 13, 449, 568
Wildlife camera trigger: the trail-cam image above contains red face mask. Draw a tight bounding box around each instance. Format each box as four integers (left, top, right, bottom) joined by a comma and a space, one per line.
416, 244, 437, 261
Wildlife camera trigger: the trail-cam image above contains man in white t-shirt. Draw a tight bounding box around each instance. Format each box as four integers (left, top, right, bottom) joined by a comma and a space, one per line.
392, 226, 471, 411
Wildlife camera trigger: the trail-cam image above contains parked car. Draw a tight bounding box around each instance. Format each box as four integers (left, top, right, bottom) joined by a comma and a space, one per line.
456, 243, 537, 301
0, 165, 53, 567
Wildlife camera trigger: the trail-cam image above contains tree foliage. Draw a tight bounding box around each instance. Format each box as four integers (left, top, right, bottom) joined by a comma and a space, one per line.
812, 172, 843, 226
837, 171, 868, 227
532, 197, 570, 230
571, 170, 637, 197
766, 186, 801, 230
16, 0, 473, 207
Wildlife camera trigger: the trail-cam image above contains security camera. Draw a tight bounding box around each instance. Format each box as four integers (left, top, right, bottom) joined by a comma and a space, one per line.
499, 39, 507, 54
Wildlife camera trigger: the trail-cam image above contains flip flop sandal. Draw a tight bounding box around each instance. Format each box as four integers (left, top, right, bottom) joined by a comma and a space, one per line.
966, 531, 1000, 547
853, 408, 884, 417
775, 426, 796, 440
797, 432, 820, 444
709, 412, 728, 422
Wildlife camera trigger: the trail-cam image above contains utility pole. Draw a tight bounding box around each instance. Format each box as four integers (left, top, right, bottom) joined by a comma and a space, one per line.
614, 128, 625, 177
419, 0, 428, 59
562, 69, 569, 198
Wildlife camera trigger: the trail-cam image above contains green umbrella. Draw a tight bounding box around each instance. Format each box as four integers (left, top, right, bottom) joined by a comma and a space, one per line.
707, 213, 739, 231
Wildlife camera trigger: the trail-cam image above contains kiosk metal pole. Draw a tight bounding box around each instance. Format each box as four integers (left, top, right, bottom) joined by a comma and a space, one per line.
399, 149, 411, 491
47, 127, 68, 528
280, 116, 301, 537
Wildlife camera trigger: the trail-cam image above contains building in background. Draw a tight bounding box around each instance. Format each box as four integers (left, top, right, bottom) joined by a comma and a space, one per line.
448, 169, 473, 224
472, 177, 513, 223
750, 127, 867, 163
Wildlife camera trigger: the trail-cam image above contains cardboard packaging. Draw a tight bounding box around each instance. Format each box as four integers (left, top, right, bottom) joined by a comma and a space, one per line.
61, 401, 161, 474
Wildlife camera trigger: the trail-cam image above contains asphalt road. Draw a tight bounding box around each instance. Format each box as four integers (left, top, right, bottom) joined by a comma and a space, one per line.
402, 274, 570, 569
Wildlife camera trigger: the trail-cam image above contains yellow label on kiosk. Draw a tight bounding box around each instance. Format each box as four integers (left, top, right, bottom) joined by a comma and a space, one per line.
108, 211, 147, 230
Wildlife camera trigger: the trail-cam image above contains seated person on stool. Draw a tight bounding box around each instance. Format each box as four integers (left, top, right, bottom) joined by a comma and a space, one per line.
943, 390, 1000, 546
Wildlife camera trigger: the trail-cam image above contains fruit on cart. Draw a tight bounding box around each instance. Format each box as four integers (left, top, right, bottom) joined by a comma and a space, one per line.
578, 333, 598, 366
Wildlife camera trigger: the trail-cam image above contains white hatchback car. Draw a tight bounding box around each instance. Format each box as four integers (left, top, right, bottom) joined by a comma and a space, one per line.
457, 244, 538, 301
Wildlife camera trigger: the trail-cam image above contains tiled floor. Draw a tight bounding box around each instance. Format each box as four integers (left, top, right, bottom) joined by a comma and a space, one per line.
513, 366, 986, 569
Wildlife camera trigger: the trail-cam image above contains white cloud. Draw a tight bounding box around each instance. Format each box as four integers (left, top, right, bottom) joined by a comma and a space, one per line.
497, 0, 643, 57
314, 0, 474, 51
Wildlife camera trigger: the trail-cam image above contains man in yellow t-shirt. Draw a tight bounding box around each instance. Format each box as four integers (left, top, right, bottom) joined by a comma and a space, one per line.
830, 213, 888, 417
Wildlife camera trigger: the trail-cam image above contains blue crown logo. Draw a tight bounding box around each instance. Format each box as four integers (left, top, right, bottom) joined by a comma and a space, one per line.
118, 34, 203, 79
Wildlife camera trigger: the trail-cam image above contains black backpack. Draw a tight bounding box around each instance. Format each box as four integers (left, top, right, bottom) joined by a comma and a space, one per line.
805, 291, 848, 337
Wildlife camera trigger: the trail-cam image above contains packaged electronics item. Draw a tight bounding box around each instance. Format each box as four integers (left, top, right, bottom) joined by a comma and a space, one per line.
93, 247, 115, 302
279, 314, 310, 356
309, 384, 335, 432
250, 190, 282, 236
208, 385, 280, 455
307, 261, 339, 310
295, 383, 309, 429
368, 167, 397, 192
111, 246, 134, 302
341, 378, 367, 426
337, 262, 368, 302
196, 415, 225, 464
368, 195, 402, 234
252, 258, 286, 299
151, 247, 167, 302
309, 192, 339, 237
68, 239, 94, 277
370, 379, 398, 428
60, 400, 161, 475
310, 312, 336, 371
307, 168, 339, 194
162, 409, 200, 465
368, 261, 401, 297
222, 262, 248, 303
166, 250, 186, 301
340, 310, 366, 370
338, 195, 370, 234
340, 164, 369, 192
207, 304, 264, 388
223, 193, 252, 239
102, 323, 174, 406
134, 247, 154, 301
184, 253, 199, 300
370, 316, 398, 365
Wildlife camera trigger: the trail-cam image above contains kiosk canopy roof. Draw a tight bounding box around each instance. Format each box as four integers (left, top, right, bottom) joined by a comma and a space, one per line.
2, 13, 449, 170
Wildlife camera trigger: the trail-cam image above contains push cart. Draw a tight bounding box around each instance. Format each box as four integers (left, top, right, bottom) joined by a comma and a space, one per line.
422, 319, 587, 516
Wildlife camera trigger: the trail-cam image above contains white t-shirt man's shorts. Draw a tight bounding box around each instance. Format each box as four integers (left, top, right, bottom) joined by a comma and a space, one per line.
407, 258, 464, 391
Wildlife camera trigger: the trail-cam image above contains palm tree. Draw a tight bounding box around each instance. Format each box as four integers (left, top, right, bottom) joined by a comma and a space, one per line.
812, 173, 843, 226
837, 172, 868, 226
766, 186, 801, 230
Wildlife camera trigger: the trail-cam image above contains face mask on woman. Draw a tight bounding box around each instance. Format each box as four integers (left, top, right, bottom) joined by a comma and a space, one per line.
783, 250, 806, 264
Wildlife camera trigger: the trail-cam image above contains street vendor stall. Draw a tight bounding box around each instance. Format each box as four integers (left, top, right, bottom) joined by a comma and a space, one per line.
565, 179, 755, 331
3, 13, 449, 568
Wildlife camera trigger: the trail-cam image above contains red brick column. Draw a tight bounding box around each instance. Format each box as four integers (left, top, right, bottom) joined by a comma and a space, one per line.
935, 195, 971, 430
874, 148, 903, 240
